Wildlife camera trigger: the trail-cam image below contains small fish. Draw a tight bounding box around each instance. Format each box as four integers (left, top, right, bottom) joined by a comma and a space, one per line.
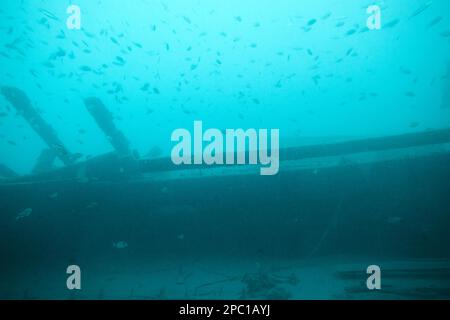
49, 47, 66, 60
16, 208, 32, 221
0, 51, 11, 59
275, 79, 282, 88
56, 30, 66, 39
79, 65, 91, 72
400, 66, 412, 75
113, 241, 128, 249
384, 19, 400, 28
42, 61, 55, 69
49, 192, 58, 199
161, 186, 169, 193
359, 26, 370, 33
409, 1, 433, 19
81, 30, 95, 38
39, 8, 59, 21
345, 29, 357, 36
307, 19, 317, 26
182, 16, 191, 24
387, 216, 403, 224
427, 16, 443, 29
86, 202, 98, 209
322, 12, 332, 20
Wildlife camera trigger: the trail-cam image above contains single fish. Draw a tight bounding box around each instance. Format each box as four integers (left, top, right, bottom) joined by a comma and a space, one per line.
113, 241, 128, 249
345, 29, 357, 36
400, 66, 412, 75
322, 12, 332, 20
307, 19, 317, 26
427, 16, 443, 29
79, 65, 91, 72
86, 202, 98, 209
387, 216, 403, 224
39, 8, 59, 21
409, 1, 433, 19
384, 19, 400, 28
49, 192, 58, 199
16, 208, 32, 221
182, 16, 191, 24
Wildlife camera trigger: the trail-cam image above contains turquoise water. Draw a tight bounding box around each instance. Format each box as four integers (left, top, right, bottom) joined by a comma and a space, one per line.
1, 0, 450, 299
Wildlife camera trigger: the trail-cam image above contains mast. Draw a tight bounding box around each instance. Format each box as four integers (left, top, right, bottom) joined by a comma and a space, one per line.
1, 86, 74, 165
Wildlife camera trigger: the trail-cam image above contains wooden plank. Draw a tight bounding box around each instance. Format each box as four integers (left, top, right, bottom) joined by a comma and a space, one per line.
84, 97, 131, 156
0, 86, 74, 165
139, 128, 450, 173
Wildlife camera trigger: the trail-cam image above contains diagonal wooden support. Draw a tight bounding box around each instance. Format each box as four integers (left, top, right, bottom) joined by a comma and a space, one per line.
1, 86, 74, 166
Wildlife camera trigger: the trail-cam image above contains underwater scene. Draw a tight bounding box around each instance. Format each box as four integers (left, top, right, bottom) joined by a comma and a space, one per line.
0, 0, 450, 300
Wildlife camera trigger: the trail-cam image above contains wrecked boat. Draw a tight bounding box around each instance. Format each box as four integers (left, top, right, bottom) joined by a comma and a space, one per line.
1, 85, 450, 299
